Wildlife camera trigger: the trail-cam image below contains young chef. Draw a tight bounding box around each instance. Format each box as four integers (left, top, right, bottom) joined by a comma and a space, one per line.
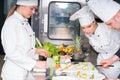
87, 0, 120, 70
1, 0, 48, 80
70, 6, 120, 79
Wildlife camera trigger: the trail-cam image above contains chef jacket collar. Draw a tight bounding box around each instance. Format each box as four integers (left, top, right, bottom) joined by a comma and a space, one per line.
14, 11, 28, 22
88, 23, 106, 37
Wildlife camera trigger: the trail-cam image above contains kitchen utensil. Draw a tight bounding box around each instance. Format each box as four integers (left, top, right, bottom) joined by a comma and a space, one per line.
95, 65, 114, 67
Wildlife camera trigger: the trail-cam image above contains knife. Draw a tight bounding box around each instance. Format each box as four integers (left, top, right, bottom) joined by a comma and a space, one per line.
95, 65, 114, 67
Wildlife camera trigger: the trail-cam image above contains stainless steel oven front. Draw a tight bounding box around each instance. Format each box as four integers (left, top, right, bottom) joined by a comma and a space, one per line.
31, 0, 86, 46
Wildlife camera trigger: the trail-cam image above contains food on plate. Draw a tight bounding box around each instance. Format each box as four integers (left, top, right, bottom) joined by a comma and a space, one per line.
56, 62, 105, 80
77, 71, 81, 78
92, 66, 95, 71
82, 62, 89, 65
82, 65, 88, 70
60, 63, 73, 71
90, 73, 94, 79
56, 63, 60, 69
82, 73, 87, 79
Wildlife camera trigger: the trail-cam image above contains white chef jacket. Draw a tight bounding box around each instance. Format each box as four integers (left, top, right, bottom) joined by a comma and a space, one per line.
86, 23, 120, 78
1, 11, 38, 80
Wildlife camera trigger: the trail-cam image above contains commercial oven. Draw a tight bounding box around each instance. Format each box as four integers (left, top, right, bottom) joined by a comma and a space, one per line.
31, 0, 87, 46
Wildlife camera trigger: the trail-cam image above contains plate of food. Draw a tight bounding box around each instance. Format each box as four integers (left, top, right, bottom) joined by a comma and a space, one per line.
56, 62, 105, 80
52, 76, 79, 80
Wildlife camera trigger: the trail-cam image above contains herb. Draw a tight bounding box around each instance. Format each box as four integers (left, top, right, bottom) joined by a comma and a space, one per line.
42, 42, 59, 57
35, 37, 59, 58
73, 35, 83, 54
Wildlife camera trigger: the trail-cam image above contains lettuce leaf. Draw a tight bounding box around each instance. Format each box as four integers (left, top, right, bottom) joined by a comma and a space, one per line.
35, 37, 59, 57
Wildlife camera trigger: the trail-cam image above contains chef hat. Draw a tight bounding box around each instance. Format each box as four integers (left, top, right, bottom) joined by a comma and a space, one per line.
70, 6, 95, 26
87, 0, 120, 22
16, 0, 38, 6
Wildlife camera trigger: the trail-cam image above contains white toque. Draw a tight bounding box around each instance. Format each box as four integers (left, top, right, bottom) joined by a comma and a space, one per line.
87, 0, 120, 22
16, 0, 38, 6
70, 6, 95, 26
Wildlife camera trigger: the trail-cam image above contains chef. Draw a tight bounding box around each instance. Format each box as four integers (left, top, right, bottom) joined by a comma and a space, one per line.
1, 0, 48, 80
87, 0, 120, 78
87, 0, 120, 31
70, 6, 120, 78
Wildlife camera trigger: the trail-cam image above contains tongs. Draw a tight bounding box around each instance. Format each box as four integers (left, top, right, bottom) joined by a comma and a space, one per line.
95, 65, 114, 67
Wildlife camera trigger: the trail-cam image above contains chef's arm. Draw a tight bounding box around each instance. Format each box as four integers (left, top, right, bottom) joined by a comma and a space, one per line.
110, 55, 120, 63
115, 48, 120, 58
113, 48, 120, 62
100, 49, 120, 68
109, 48, 120, 64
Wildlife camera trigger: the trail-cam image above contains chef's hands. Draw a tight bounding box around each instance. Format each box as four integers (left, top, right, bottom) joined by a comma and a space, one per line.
104, 78, 120, 80
100, 55, 119, 68
36, 48, 49, 57
34, 49, 49, 69
100, 59, 113, 68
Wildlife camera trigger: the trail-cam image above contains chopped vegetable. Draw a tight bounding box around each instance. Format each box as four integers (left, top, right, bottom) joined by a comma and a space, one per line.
90, 73, 94, 79
82, 73, 87, 79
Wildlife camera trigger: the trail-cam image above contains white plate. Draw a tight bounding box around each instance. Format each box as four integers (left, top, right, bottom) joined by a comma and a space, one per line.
56, 62, 105, 80
52, 76, 79, 80
78, 73, 105, 80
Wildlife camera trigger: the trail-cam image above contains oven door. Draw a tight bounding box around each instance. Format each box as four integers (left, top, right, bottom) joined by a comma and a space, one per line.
31, 0, 86, 45
48, 1, 81, 40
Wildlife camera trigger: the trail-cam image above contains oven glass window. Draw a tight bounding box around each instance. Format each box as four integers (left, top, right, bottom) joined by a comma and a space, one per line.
48, 2, 81, 40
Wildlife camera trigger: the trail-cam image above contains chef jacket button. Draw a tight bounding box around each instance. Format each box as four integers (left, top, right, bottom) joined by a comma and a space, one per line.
86, 0, 89, 2
106, 52, 108, 54
30, 35, 32, 37
98, 35, 99, 37
31, 48, 33, 49
101, 46, 103, 48
22, 23, 24, 25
